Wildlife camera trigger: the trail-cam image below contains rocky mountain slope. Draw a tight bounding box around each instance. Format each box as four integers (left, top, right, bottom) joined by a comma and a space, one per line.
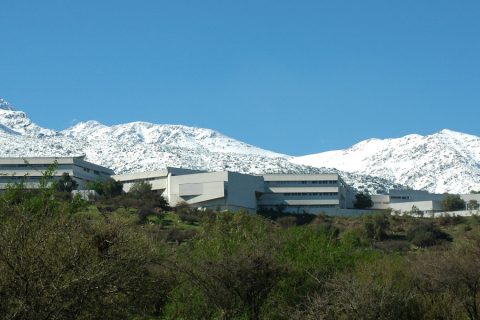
0, 98, 412, 194
292, 130, 480, 194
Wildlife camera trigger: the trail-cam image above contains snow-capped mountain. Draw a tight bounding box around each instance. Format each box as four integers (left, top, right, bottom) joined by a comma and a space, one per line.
292, 130, 480, 194
0, 98, 409, 193
0, 99, 57, 137
62, 120, 285, 157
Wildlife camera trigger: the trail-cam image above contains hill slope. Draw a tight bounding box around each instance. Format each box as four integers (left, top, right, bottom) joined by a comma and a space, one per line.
292, 130, 480, 194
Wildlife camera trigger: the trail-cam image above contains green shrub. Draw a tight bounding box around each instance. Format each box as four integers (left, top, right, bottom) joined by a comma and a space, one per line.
441, 194, 466, 211
178, 211, 200, 225
438, 214, 466, 226
166, 228, 197, 244
406, 222, 451, 247
276, 216, 297, 228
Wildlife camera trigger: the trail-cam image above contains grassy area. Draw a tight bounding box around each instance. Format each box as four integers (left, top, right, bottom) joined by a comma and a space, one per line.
160, 212, 201, 230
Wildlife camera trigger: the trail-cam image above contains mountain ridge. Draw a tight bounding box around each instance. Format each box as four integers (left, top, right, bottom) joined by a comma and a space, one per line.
292, 129, 480, 194
3, 98, 475, 194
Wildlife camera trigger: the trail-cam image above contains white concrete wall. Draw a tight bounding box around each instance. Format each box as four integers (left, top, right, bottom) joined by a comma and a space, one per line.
389, 200, 443, 214
168, 171, 228, 207
166, 171, 264, 213
225, 172, 263, 212
371, 194, 391, 210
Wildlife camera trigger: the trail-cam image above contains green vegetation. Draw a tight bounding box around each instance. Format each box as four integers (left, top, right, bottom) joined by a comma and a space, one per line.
2, 168, 480, 319
363, 212, 390, 241
354, 191, 373, 209
55, 172, 79, 192
468, 199, 480, 210
442, 194, 466, 211
406, 221, 452, 247
87, 177, 124, 198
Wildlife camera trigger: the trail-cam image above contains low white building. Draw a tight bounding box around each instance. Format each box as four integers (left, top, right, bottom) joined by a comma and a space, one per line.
114, 169, 354, 214
113, 167, 203, 193
0, 156, 115, 190
372, 189, 480, 215
113, 168, 264, 213
258, 173, 353, 214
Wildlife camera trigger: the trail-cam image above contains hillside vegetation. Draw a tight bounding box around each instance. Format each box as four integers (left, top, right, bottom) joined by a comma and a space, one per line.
1, 174, 480, 319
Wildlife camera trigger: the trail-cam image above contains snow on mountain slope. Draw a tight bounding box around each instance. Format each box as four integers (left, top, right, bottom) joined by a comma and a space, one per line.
62, 121, 285, 157
0, 98, 16, 111
292, 129, 480, 194
0, 98, 405, 193
0, 99, 57, 137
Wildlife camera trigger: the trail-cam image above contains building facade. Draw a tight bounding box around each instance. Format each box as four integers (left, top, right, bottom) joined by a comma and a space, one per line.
6, 156, 480, 216
114, 169, 354, 214
0, 156, 115, 191
258, 173, 354, 214
114, 168, 264, 213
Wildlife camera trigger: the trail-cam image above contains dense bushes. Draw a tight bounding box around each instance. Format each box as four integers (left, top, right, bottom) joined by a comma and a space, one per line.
87, 178, 124, 198
406, 221, 451, 247
3, 171, 480, 319
0, 179, 174, 319
363, 213, 390, 241
295, 257, 422, 320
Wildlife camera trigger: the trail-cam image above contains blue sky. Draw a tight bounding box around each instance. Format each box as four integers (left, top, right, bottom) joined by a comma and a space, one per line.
1, 0, 479, 155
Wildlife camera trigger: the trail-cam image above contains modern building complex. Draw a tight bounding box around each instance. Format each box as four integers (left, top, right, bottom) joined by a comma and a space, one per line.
0, 156, 114, 191
2, 156, 478, 216
113, 168, 264, 213
113, 169, 354, 213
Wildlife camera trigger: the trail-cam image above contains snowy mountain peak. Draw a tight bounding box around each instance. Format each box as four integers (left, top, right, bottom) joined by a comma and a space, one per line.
63, 120, 287, 157
292, 129, 480, 194
439, 128, 463, 135
0, 99, 57, 137
0, 98, 17, 111
62, 120, 107, 137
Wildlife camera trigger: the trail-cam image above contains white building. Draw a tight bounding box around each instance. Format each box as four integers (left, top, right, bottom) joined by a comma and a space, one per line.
113, 168, 264, 213
258, 173, 353, 214
113, 167, 203, 193
113, 169, 354, 214
0, 156, 115, 191
372, 189, 480, 215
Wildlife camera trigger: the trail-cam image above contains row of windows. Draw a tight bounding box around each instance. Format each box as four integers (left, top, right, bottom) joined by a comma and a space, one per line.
1, 164, 110, 176
269, 180, 338, 185
0, 164, 70, 169
0, 176, 42, 181
121, 177, 162, 184
259, 204, 337, 209
391, 196, 410, 200
283, 192, 338, 196
80, 167, 110, 176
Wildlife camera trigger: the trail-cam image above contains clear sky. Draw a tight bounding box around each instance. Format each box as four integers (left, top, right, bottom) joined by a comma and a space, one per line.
1, 0, 479, 155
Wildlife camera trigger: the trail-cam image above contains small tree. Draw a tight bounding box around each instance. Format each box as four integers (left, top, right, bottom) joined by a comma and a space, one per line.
410, 205, 422, 217
354, 192, 373, 209
87, 178, 123, 198
442, 194, 466, 212
129, 181, 153, 197
55, 172, 79, 192
467, 200, 479, 211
